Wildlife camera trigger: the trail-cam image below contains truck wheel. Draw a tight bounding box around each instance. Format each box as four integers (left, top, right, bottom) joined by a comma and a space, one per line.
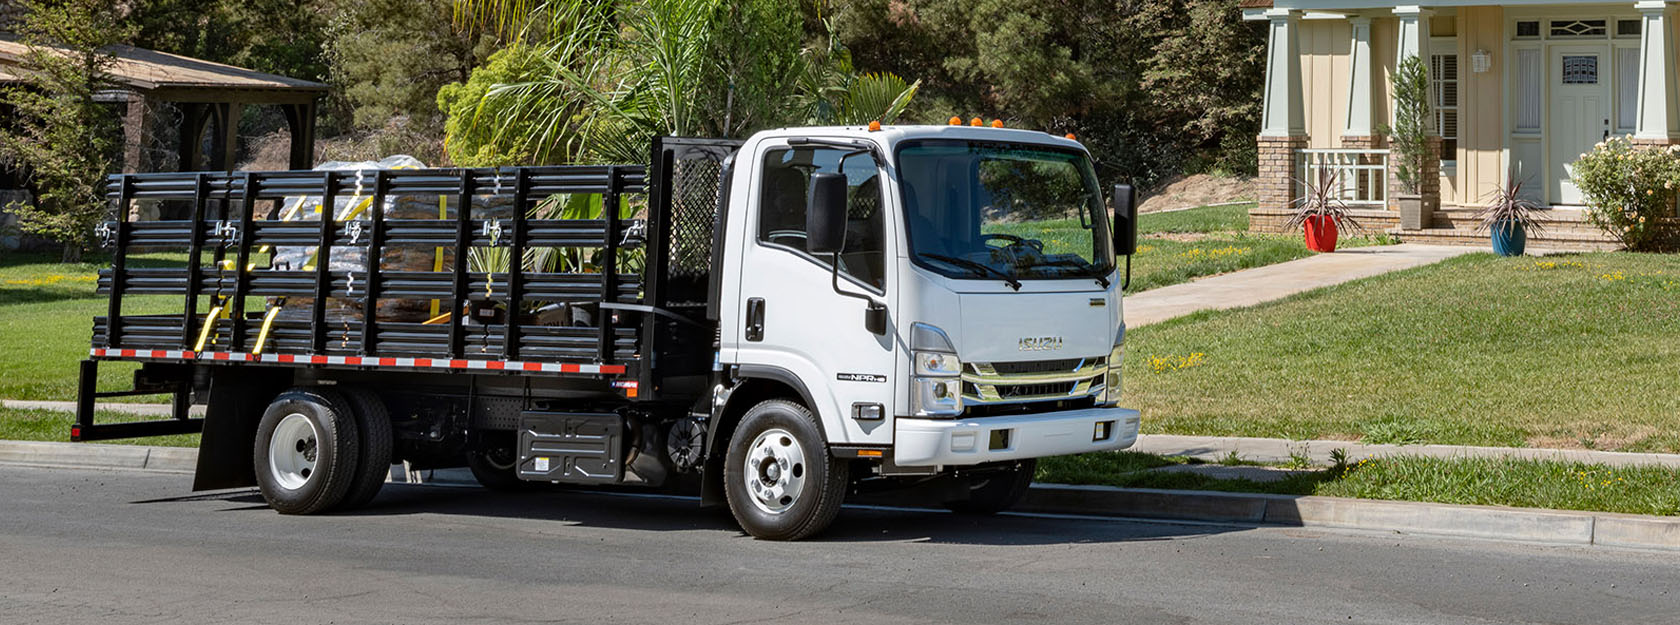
467, 445, 532, 492
723, 399, 847, 540
944, 459, 1036, 515
253, 388, 361, 515
334, 388, 393, 511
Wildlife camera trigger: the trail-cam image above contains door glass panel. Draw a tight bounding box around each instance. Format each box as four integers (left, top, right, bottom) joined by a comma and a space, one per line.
757, 147, 886, 290
1516, 49, 1541, 130
1562, 55, 1598, 84
1618, 47, 1640, 131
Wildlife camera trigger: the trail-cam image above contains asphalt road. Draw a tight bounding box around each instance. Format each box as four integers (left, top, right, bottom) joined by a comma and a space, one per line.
2, 465, 1677, 625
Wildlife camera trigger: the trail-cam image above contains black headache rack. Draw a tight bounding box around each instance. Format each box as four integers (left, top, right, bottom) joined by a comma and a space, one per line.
77, 137, 743, 442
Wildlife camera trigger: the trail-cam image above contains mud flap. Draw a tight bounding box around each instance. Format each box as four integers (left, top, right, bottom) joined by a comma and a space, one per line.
192, 369, 285, 491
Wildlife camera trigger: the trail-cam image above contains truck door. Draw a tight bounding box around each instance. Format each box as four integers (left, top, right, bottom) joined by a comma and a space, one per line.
733, 141, 896, 446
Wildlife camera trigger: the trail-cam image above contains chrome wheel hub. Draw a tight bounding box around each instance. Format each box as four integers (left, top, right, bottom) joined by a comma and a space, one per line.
744, 428, 806, 515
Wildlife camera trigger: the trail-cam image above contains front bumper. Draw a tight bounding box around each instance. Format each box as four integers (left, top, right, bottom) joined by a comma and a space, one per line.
893, 407, 1141, 467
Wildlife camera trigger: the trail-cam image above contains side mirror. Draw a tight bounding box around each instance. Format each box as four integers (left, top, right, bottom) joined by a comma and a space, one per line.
1112, 183, 1138, 256
806, 172, 847, 254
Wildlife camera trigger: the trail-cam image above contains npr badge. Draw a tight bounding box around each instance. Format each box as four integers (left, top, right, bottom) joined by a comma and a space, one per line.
836, 372, 887, 383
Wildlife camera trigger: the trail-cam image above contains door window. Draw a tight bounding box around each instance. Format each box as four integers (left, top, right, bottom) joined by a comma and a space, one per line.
756, 147, 886, 290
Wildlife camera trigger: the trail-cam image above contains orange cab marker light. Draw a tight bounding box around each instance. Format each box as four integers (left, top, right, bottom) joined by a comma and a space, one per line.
970, 117, 983, 127
1065, 133, 1077, 140
949, 116, 963, 125
868, 120, 882, 132
991, 119, 1004, 128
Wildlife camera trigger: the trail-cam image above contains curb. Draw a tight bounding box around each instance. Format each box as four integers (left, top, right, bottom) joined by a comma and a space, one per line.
4, 440, 1677, 551
0, 440, 196, 473
1019, 484, 1680, 551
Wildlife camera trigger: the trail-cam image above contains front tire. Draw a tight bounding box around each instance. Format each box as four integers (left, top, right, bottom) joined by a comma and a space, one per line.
944, 459, 1036, 515
253, 388, 361, 515
723, 399, 847, 540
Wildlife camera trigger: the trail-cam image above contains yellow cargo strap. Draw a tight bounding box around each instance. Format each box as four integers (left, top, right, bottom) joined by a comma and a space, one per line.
252, 305, 283, 354
193, 303, 227, 352
431, 195, 447, 317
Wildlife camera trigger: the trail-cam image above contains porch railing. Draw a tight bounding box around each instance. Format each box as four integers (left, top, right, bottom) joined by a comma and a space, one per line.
1296, 148, 1387, 207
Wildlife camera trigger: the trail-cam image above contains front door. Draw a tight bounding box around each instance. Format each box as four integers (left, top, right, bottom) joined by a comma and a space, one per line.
1549, 45, 1610, 205
733, 140, 898, 446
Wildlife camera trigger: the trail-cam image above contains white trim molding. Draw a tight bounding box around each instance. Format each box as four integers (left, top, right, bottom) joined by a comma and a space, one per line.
1634, 0, 1680, 140
1261, 9, 1308, 137
1394, 6, 1436, 134
1344, 16, 1377, 137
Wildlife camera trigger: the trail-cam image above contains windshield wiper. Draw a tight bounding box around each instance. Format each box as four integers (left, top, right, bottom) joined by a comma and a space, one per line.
1035, 258, 1111, 288
920, 253, 1022, 290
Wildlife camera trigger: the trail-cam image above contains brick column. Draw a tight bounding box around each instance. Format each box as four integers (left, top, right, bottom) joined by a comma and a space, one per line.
1388, 137, 1442, 213
1255, 136, 1308, 232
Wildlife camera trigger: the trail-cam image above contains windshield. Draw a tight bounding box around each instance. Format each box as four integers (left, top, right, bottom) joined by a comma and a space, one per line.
897, 139, 1113, 283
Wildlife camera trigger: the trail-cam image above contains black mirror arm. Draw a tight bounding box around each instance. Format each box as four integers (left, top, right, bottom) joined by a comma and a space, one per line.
830, 254, 888, 335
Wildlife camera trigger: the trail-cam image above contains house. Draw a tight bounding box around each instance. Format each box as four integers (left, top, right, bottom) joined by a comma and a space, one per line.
1240, 0, 1672, 249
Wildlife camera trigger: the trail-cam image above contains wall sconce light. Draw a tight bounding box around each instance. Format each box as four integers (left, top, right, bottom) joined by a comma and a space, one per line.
1472, 48, 1492, 73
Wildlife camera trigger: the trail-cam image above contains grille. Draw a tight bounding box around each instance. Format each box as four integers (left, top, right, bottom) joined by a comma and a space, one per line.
966, 380, 1080, 399
985, 358, 1092, 375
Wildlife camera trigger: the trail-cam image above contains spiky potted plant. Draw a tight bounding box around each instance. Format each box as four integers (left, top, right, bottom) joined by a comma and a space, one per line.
1286, 168, 1362, 252
1474, 173, 1544, 256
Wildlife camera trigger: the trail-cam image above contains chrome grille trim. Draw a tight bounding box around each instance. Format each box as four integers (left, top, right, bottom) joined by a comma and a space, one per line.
962, 357, 1106, 404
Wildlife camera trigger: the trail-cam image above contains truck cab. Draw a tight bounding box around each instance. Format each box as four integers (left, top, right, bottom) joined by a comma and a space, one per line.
708, 125, 1140, 536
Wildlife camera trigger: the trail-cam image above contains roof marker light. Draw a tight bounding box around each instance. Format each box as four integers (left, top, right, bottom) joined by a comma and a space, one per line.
969, 117, 983, 127
1065, 133, 1077, 140
990, 119, 1004, 128
868, 120, 882, 132
949, 116, 962, 125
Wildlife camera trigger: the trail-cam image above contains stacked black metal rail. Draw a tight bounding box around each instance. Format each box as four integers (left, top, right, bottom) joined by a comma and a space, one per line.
93, 165, 648, 366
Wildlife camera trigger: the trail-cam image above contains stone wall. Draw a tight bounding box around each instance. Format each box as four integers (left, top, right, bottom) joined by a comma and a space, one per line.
1256, 135, 1307, 213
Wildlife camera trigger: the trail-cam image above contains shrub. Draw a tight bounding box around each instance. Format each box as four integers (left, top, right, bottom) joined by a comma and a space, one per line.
1572, 136, 1680, 251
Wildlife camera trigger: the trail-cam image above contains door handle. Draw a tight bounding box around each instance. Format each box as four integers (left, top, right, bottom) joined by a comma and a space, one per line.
745, 298, 765, 342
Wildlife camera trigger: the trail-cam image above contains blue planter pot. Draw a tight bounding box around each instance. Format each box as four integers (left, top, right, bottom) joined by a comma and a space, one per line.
1490, 220, 1527, 257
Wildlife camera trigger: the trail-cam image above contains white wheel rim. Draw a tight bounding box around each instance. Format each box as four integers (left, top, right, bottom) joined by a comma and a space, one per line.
268, 413, 319, 491
744, 427, 807, 515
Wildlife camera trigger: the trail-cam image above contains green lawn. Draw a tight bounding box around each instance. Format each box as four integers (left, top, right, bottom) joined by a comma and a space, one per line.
0, 252, 180, 401
0, 406, 200, 447
1127, 202, 1390, 292
1122, 252, 1680, 452
1038, 451, 1680, 517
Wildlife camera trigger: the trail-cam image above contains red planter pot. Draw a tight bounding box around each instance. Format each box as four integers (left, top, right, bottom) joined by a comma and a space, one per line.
1304, 215, 1338, 252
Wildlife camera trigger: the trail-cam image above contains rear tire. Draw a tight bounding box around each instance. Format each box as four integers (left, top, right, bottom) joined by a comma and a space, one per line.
944, 459, 1036, 515
467, 443, 533, 492
723, 399, 847, 540
253, 388, 361, 515
334, 388, 393, 511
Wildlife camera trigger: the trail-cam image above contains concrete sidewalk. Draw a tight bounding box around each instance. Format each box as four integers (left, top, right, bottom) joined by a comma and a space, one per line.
1133, 434, 1680, 469
1124, 243, 1475, 327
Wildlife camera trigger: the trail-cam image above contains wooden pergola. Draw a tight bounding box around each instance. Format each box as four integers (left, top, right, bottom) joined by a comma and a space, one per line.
0, 36, 327, 173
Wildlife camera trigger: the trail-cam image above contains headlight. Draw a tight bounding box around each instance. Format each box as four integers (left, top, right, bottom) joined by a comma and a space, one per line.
912, 377, 963, 416
1101, 327, 1124, 405
910, 323, 963, 416
915, 351, 961, 376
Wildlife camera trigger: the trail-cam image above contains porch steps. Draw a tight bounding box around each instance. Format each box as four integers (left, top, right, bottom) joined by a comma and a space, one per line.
1391, 208, 1622, 251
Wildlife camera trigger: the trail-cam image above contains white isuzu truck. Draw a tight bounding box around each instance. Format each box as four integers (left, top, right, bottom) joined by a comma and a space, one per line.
77, 123, 1141, 540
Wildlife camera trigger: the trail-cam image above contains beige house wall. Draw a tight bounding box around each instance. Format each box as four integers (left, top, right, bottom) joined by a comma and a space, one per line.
1295, 8, 1511, 209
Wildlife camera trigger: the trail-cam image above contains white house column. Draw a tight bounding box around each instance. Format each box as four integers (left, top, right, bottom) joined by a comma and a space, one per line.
1393, 5, 1433, 133
1343, 16, 1376, 138
1256, 9, 1307, 220
1635, 1, 1680, 142
1260, 9, 1305, 137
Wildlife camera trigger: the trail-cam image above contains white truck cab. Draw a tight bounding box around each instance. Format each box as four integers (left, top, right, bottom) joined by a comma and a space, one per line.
710, 124, 1141, 535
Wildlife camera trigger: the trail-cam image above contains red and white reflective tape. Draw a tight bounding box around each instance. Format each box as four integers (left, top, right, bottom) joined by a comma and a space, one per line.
90, 348, 626, 375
